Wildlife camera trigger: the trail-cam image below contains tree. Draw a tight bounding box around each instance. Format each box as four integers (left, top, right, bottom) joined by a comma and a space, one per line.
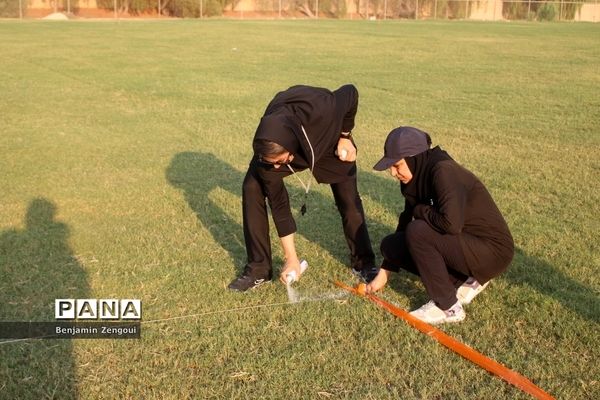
0, 0, 25, 17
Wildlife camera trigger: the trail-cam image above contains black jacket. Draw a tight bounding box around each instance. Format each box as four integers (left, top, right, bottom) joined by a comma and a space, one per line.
249, 84, 359, 237
400, 146, 514, 282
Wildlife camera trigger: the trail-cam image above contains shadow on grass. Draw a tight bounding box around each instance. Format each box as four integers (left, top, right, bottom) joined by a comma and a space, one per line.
166, 152, 248, 273
358, 167, 402, 220
0, 198, 88, 399
378, 248, 600, 321
505, 249, 599, 324
165, 152, 392, 276
166, 154, 598, 321
359, 169, 599, 322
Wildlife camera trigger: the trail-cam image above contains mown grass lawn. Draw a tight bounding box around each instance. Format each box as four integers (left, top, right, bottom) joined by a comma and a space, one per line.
0, 19, 598, 399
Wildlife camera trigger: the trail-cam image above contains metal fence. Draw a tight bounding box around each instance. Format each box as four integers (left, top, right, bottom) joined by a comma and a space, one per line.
4, 0, 600, 21
226, 0, 599, 21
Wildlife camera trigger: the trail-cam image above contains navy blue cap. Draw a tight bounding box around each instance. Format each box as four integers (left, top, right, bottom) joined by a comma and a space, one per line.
373, 127, 432, 171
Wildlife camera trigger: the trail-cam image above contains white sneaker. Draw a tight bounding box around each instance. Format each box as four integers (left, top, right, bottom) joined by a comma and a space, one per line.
409, 300, 465, 325
456, 278, 489, 305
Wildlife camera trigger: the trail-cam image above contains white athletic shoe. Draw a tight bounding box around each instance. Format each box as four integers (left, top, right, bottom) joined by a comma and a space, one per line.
456, 278, 489, 305
410, 300, 466, 325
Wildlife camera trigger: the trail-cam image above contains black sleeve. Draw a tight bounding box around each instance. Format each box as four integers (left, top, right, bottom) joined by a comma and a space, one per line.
333, 84, 359, 133
257, 167, 297, 237
413, 165, 467, 235
396, 200, 414, 232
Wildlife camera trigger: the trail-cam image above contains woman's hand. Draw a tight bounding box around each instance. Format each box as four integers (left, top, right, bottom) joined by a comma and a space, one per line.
280, 258, 302, 284
366, 269, 391, 293
336, 137, 357, 162
279, 233, 301, 284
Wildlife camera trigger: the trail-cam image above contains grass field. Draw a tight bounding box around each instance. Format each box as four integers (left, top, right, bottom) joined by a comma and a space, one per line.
0, 19, 599, 399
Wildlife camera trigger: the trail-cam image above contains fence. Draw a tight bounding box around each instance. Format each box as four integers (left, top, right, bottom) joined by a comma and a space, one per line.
3, 0, 600, 21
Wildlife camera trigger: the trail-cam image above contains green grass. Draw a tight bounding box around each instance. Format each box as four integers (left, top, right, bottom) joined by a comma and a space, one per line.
0, 19, 599, 399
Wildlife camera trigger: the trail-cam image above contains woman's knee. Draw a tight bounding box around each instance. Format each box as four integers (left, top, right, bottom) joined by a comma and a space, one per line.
405, 219, 432, 243
380, 233, 398, 259
380, 232, 407, 262
380, 232, 415, 274
405, 220, 438, 253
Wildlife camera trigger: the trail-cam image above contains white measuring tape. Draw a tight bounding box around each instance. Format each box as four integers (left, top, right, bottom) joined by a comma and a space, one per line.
0, 292, 347, 345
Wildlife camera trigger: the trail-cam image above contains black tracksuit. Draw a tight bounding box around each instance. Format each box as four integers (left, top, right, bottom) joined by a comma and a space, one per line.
242, 84, 375, 278
380, 145, 514, 309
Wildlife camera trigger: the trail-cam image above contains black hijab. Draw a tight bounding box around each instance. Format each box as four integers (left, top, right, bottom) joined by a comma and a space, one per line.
401, 146, 452, 206
252, 85, 342, 169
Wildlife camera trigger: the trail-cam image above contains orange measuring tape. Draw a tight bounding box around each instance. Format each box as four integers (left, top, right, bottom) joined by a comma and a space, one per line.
334, 281, 555, 400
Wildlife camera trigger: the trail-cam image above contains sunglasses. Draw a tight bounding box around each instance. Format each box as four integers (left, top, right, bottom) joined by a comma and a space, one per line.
259, 153, 293, 166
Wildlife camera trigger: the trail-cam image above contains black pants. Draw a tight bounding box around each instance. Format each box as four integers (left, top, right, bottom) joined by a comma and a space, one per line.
380, 220, 470, 310
242, 173, 375, 278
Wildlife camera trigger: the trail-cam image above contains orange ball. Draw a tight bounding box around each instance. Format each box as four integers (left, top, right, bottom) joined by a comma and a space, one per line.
356, 283, 367, 296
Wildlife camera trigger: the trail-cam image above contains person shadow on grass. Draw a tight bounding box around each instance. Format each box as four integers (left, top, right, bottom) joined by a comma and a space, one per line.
505, 249, 599, 324
166, 152, 597, 321
359, 168, 599, 324
0, 198, 88, 400
165, 152, 392, 280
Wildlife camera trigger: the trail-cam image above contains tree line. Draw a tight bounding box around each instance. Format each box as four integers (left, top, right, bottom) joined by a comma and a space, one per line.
0, 0, 585, 21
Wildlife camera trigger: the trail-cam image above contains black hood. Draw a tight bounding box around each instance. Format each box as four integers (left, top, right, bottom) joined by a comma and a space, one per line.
253, 112, 302, 155
252, 85, 342, 169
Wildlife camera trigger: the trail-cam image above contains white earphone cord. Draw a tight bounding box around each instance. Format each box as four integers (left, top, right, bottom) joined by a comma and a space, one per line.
286, 125, 315, 195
